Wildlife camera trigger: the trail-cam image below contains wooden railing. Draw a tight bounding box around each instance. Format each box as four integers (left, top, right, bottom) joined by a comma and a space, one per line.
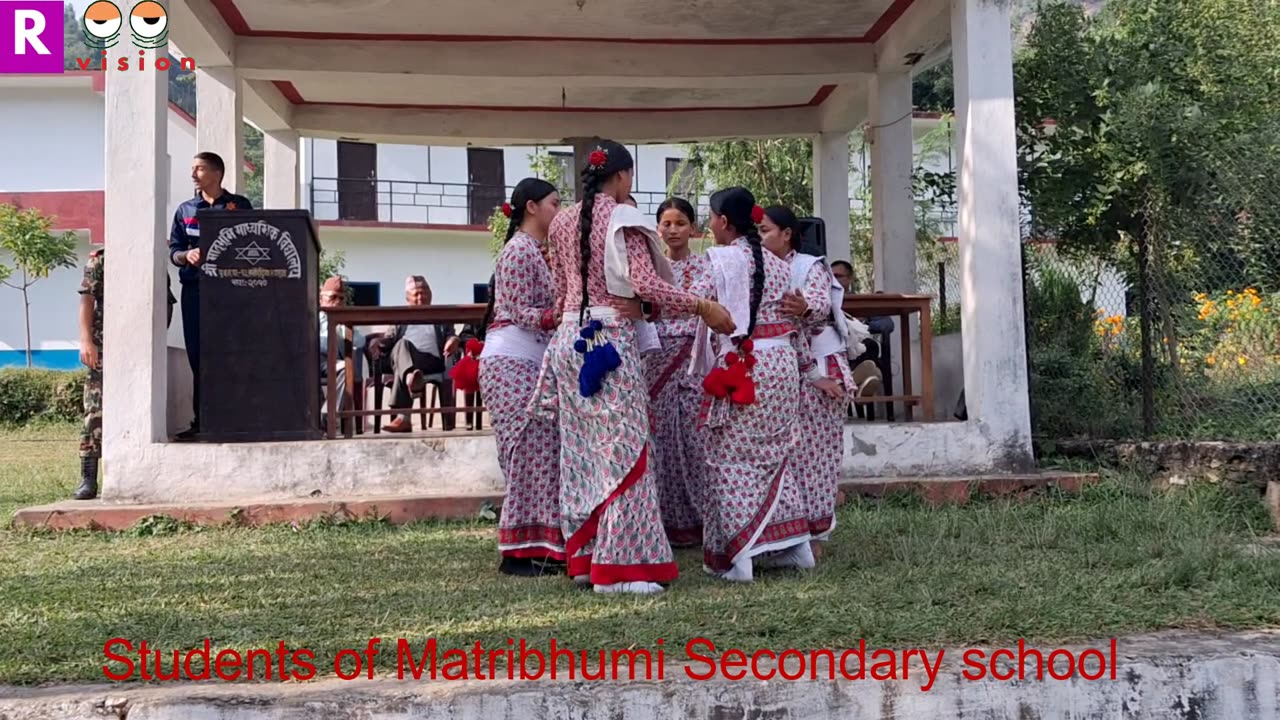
843, 294, 935, 421
323, 304, 487, 439
323, 296, 938, 437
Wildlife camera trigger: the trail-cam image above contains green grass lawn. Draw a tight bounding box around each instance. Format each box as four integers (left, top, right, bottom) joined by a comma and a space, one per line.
1, 425, 1279, 685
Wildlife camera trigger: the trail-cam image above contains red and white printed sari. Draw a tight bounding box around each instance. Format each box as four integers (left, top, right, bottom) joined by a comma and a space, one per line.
533, 194, 703, 586
696, 238, 813, 574
788, 252, 855, 541
479, 231, 564, 561
645, 253, 715, 547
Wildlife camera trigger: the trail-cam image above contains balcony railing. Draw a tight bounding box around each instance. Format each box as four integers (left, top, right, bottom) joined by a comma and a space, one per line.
310, 177, 710, 228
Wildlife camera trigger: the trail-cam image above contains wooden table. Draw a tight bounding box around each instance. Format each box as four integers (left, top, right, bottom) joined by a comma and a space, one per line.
323, 304, 488, 439
843, 294, 935, 421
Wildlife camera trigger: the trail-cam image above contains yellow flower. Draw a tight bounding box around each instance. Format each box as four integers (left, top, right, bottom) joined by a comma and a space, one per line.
1193, 293, 1208, 302
1251, 296, 1262, 307
1245, 287, 1259, 295
1227, 290, 1236, 296
1206, 356, 1217, 365
1238, 356, 1248, 366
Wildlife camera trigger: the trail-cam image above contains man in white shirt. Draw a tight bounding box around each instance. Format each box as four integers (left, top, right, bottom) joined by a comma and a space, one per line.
377, 276, 460, 432
319, 276, 364, 430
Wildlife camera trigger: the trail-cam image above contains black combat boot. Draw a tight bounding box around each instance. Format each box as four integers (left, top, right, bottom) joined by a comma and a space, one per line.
74, 456, 99, 500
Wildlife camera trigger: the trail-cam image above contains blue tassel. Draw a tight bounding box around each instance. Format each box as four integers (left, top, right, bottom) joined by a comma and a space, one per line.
575, 319, 620, 398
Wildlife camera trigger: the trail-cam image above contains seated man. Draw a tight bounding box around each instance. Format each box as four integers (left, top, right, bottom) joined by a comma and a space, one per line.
377, 275, 460, 433
319, 276, 364, 430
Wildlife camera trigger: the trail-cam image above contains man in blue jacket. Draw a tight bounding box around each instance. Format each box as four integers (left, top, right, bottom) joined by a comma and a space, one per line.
168, 151, 253, 440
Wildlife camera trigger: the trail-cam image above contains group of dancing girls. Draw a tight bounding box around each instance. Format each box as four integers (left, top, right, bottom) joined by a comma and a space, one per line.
477, 140, 854, 596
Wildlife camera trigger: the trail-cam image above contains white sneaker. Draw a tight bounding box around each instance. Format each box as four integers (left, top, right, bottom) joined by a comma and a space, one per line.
761, 542, 816, 570
593, 582, 664, 594
720, 556, 755, 583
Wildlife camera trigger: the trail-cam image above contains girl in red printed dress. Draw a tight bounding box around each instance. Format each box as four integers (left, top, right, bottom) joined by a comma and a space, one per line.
645, 198, 714, 547
533, 141, 734, 595
761, 205, 855, 558
696, 187, 834, 583
478, 178, 565, 577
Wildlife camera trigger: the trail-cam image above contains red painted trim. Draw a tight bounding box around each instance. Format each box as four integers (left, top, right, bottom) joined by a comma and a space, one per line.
316, 220, 490, 232
169, 101, 197, 127
209, 0, 252, 34
216, 0, 913, 45
278, 82, 838, 113
273, 80, 305, 104
0, 191, 105, 245
864, 0, 917, 43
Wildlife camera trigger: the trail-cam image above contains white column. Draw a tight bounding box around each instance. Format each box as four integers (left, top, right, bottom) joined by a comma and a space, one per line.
300, 137, 312, 212
952, 0, 1033, 467
195, 67, 245, 193
263, 129, 300, 208
102, 3, 168, 483
869, 72, 916, 294
812, 131, 852, 265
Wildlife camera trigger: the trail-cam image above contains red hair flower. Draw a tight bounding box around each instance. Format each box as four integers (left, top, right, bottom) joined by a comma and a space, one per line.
588, 149, 608, 169
501, 202, 513, 218
751, 205, 766, 223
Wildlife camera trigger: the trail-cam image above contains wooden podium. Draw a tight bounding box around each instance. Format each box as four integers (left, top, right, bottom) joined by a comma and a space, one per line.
197, 209, 322, 442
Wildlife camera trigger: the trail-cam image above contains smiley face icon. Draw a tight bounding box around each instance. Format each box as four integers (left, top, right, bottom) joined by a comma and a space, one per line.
130, 1, 169, 48
82, 0, 122, 49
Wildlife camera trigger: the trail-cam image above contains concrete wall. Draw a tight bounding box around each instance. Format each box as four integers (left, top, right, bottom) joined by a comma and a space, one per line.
317, 226, 493, 307
0, 89, 104, 193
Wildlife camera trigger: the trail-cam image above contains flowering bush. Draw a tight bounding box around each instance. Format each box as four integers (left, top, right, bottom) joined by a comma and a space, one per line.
1185, 288, 1280, 381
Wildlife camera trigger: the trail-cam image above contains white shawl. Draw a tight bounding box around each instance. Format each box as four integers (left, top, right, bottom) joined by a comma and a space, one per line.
689, 243, 754, 377
604, 204, 670, 352
789, 253, 871, 360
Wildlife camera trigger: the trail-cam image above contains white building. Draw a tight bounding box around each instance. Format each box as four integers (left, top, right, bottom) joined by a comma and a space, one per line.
0, 71, 251, 368
1, 72, 971, 366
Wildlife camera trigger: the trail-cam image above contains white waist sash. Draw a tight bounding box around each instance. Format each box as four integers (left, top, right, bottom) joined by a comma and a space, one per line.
480, 325, 547, 364
560, 306, 659, 352
810, 325, 845, 360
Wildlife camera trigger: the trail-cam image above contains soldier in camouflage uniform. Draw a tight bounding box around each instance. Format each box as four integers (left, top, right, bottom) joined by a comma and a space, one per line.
76, 249, 104, 500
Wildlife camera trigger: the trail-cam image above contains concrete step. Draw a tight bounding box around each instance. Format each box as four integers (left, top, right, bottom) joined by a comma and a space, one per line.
11, 471, 1096, 532
0, 630, 1274, 719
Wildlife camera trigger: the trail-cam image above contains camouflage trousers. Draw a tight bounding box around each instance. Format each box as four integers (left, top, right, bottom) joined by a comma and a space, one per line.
80, 359, 102, 459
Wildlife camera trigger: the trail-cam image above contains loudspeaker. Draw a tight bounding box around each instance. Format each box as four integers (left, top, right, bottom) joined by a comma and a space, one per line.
797, 217, 827, 257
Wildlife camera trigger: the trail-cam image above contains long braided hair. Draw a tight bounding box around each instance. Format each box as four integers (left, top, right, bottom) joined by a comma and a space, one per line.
709, 187, 766, 338
480, 177, 557, 338
576, 140, 634, 325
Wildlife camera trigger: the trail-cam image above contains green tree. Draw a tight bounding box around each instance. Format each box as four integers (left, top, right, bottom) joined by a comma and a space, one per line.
243, 123, 264, 208
62, 3, 92, 70
0, 206, 79, 367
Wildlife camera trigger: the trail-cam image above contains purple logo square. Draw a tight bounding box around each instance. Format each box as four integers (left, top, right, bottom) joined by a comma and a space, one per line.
0, 1, 64, 74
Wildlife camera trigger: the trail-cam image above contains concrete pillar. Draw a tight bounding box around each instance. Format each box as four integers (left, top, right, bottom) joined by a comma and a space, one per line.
300, 137, 312, 212
869, 72, 916, 294
569, 137, 598, 200
952, 0, 1033, 467
812, 131, 852, 265
102, 1, 168, 487
195, 66, 244, 194
263, 129, 300, 208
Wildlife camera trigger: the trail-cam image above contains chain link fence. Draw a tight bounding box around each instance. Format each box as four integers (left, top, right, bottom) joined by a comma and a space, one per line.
1022, 151, 1280, 441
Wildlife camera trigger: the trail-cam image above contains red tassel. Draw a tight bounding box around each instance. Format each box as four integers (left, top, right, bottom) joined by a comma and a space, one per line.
702, 368, 729, 398
449, 355, 481, 393
725, 352, 740, 366
730, 378, 756, 405
739, 339, 754, 353
465, 339, 485, 356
